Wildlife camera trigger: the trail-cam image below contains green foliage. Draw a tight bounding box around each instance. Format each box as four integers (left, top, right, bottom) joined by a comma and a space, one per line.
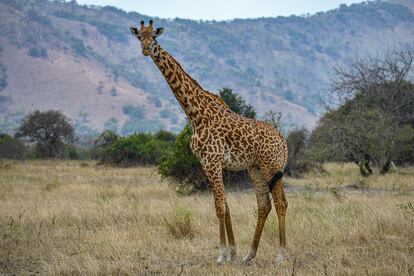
15, 110, 75, 158
158, 124, 206, 192
0, 133, 27, 159
218, 88, 256, 119
154, 130, 177, 143
67, 145, 80, 160
285, 127, 316, 177
103, 132, 173, 166
307, 48, 414, 175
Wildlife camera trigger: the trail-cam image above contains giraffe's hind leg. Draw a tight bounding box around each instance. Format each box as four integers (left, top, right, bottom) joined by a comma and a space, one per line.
260, 160, 288, 263
242, 166, 271, 265
271, 178, 288, 263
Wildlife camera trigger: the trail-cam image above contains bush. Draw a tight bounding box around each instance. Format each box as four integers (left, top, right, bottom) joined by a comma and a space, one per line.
0, 133, 27, 159
103, 132, 173, 166
158, 124, 208, 193
285, 127, 315, 177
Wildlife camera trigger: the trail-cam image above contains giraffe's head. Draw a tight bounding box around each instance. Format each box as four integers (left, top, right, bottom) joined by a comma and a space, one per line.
130, 20, 164, 56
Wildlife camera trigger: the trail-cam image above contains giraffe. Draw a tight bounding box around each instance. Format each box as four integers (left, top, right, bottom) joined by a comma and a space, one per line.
130, 20, 288, 265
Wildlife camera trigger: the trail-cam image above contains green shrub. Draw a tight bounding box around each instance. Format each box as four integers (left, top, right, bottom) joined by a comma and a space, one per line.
67, 145, 80, 160
0, 134, 27, 159
164, 205, 195, 239
104, 132, 172, 166
158, 124, 208, 193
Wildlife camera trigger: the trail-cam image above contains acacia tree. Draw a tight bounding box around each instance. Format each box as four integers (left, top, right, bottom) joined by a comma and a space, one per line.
309, 45, 414, 175
16, 110, 75, 158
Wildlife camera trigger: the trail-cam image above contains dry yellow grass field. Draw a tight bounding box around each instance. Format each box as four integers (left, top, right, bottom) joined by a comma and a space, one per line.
0, 160, 413, 275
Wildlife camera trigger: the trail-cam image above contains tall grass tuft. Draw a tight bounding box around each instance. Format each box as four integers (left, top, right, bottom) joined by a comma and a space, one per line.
164, 205, 195, 239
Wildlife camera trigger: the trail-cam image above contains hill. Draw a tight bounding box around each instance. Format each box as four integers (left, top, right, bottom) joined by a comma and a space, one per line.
0, 0, 413, 136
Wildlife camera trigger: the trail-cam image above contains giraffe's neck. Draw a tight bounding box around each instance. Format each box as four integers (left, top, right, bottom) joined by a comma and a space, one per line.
150, 44, 226, 123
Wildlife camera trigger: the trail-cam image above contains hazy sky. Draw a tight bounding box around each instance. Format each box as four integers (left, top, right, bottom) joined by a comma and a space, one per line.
76, 0, 365, 20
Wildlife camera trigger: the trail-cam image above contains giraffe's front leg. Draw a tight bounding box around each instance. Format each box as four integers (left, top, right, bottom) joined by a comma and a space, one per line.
204, 163, 228, 265
225, 201, 237, 261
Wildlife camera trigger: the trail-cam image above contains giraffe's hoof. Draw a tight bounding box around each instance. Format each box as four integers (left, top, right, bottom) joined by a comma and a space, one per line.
275, 248, 287, 264
216, 254, 226, 265
241, 254, 254, 266
227, 246, 237, 262
227, 254, 236, 262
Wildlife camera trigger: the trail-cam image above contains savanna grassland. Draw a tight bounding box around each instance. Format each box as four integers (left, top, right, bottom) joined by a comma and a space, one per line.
0, 160, 413, 275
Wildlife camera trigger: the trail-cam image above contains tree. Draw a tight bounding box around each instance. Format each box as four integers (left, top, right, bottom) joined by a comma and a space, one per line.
16, 110, 75, 158
285, 127, 309, 177
218, 88, 256, 118
309, 45, 414, 175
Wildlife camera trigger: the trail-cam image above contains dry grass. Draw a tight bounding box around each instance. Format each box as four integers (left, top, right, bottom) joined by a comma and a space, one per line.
0, 160, 413, 275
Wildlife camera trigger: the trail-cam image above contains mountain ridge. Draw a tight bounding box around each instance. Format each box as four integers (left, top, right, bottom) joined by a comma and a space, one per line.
0, 0, 413, 135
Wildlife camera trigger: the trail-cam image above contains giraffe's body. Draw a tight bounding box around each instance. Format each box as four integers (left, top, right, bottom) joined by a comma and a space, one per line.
131, 21, 289, 265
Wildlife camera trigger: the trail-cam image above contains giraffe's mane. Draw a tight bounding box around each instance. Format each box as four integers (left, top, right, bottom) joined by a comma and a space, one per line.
162, 48, 229, 109
204, 90, 229, 108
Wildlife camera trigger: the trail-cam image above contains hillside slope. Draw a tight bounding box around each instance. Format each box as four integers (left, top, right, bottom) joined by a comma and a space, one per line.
0, 0, 413, 135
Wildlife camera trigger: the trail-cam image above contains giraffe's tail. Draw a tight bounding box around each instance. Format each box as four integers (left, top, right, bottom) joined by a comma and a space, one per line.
268, 171, 284, 192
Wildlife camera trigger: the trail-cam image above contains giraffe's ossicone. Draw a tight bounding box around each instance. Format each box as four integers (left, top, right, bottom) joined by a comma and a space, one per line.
130, 20, 288, 265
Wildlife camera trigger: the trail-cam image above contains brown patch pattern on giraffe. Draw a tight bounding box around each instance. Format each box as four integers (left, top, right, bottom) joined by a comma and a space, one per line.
131, 20, 289, 265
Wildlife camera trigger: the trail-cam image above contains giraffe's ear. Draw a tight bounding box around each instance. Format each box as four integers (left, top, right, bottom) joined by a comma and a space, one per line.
130, 27, 141, 39
154, 27, 164, 37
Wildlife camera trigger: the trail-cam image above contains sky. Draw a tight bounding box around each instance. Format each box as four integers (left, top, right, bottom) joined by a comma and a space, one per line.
76, 0, 365, 21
